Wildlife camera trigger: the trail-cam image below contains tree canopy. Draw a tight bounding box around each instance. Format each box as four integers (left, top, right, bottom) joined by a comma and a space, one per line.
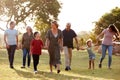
0, 0, 61, 28
94, 7, 120, 35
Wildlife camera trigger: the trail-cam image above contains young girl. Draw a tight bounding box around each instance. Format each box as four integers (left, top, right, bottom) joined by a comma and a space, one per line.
80, 39, 95, 70
30, 32, 43, 74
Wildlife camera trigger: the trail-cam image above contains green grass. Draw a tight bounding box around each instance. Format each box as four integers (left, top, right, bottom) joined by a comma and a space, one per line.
0, 49, 120, 80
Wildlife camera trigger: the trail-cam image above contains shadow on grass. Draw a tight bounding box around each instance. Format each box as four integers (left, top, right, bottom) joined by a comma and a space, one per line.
14, 69, 90, 80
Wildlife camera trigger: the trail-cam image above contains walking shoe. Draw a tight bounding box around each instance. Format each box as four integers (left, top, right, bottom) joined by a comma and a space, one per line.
10, 66, 14, 69
34, 71, 38, 74
99, 64, 102, 68
21, 66, 25, 68
57, 70, 61, 73
65, 67, 69, 71
68, 67, 71, 70
28, 66, 30, 68
54, 64, 57, 69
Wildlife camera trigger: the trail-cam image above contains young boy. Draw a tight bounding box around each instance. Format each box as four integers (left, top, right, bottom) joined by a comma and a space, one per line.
30, 32, 43, 74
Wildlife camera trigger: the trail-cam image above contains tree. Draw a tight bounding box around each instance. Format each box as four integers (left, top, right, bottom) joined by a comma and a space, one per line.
34, 18, 49, 42
94, 7, 120, 35
0, 0, 61, 29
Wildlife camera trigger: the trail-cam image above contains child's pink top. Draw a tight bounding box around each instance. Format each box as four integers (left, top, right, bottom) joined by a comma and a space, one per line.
102, 28, 115, 45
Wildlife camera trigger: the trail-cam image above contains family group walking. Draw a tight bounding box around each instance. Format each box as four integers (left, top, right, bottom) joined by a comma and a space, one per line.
4, 21, 119, 74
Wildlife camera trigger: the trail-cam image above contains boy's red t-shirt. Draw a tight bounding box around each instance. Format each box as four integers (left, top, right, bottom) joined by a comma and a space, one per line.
31, 39, 43, 55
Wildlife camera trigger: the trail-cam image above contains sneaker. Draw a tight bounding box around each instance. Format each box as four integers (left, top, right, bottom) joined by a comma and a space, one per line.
21, 66, 25, 68
57, 70, 61, 73
54, 64, 57, 69
108, 67, 112, 70
99, 64, 102, 68
10, 66, 14, 69
65, 67, 69, 71
68, 67, 71, 70
34, 71, 38, 74
28, 66, 30, 68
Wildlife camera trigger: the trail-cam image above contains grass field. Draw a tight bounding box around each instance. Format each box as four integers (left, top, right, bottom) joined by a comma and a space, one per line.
0, 49, 120, 80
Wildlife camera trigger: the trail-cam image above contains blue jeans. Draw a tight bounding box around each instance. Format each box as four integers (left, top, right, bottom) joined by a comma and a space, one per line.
22, 48, 31, 67
100, 44, 113, 67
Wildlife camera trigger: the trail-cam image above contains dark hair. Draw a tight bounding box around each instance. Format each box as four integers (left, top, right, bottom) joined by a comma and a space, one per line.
109, 24, 119, 39
34, 32, 39, 37
10, 21, 15, 25
51, 21, 59, 28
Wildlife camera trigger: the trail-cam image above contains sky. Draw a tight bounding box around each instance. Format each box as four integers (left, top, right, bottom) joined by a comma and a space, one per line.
58, 0, 120, 33
0, 0, 120, 34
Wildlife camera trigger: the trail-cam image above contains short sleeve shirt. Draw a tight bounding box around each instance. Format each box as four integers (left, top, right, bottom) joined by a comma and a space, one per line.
4, 29, 18, 45
102, 28, 115, 45
62, 29, 77, 48
31, 39, 43, 55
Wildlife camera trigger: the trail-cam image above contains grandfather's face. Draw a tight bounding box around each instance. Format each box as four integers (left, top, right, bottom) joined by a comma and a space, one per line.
66, 23, 71, 30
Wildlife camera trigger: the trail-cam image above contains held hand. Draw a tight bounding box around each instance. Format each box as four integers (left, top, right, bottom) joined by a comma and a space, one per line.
29, 51, 32, 55
76, 44, 79, 51
16, 45, 19, 50
19, 44, 23, 49
60, 47, 63, 52
43, 46, 48, 49
6, 44, 9, 49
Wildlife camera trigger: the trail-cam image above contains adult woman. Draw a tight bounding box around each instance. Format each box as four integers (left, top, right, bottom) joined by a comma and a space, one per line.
21, 26, 34, 68
97, 24, 119, 69
45, 21, 63, 73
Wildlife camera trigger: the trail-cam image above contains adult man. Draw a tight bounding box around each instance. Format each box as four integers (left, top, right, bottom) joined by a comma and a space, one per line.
62, 23, 79, 71
4, 21, 18, 69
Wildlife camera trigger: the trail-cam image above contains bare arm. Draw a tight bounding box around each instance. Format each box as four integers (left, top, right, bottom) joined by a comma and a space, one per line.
45, 38, 50, 49
16, 35, 19, 49
74, 37, 79, 50
97, 32, 104, 40
4, 34, 9, 49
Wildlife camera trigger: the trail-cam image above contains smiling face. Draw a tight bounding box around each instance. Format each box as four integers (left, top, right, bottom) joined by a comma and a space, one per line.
26, 27, 32, 33
10, 22, 16, 29
36, 33, 40, 39
51, 23, 57, 29
51, 21, 58, 29
87, 40, 92, 47
66, 23, 71, 30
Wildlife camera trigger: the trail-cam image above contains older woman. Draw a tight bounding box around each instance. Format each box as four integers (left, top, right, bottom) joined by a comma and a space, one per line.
97, 24, 119, 69
45, 21, 63, 73
21, 26, 34, 68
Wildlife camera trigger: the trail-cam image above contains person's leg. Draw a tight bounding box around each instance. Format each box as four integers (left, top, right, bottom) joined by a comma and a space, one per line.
92, 59, 95, 70
27, 49, 31, 67
88, 60, 91, 69
99, 44, 107, 68
56, 64, 60, 73
50, 64, 53, 73
32, 54, 37, 71
7, 46, 11, 67
108, 45, 113, 69
10, 45, 17, 68
22, 48, 27, 68
68, 48, 72, 69
63, 46, 69, 70
36, 55, 39, 70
